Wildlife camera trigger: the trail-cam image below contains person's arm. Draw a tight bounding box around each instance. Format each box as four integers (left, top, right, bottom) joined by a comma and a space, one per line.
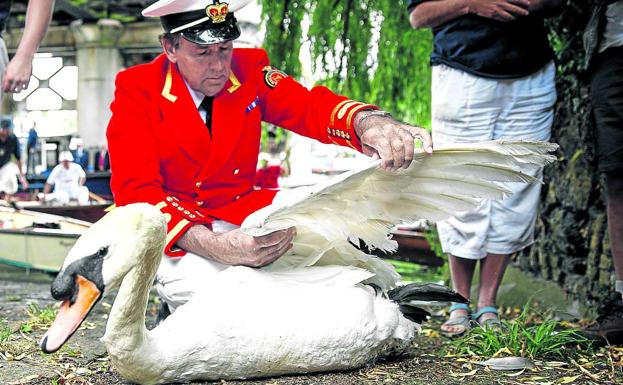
72, 163, 87, 186
15, 159, 28, 189
77, 165, 86, 186
43, 167, 58, 196
177, 225, 296, 268
2, 0, 55, 93
410, 0, 530, 29
255, 49, 424, 172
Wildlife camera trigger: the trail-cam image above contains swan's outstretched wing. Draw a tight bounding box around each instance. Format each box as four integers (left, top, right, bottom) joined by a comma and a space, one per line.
242, 140, 558, 289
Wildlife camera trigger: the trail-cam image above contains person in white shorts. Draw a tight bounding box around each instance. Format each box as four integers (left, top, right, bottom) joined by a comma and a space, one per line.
42, 151, 89, 205
0, 117, 28, 201
409, 0, 563, 335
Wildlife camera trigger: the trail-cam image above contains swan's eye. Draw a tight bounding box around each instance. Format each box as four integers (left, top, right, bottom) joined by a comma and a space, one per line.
98, 246, 109, 257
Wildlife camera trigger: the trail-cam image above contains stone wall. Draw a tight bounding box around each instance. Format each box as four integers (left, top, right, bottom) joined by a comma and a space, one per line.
517, 1, 614, 312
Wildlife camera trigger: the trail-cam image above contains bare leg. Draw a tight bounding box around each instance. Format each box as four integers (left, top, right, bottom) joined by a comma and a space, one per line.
606, 173, 623, 282
441, 254, 477, 335
476, 253, 510, 323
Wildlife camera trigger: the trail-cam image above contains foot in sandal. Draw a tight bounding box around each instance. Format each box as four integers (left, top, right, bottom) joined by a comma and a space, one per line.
474, 306, 502, 329
441, 303, 471, 337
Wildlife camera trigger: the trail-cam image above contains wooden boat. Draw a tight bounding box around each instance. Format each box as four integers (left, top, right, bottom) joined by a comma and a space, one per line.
0, 205, 91, 273
12, 200, 111, 223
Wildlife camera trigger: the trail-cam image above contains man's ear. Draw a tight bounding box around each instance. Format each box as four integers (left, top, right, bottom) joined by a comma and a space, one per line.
161, 39, 178, 63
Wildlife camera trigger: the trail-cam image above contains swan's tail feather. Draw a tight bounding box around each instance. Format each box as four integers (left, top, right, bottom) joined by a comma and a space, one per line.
388, 283, 468, 304
398, 304, 431, 324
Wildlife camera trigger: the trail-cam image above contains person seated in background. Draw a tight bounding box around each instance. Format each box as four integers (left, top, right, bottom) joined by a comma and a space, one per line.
41, 151, 89, 205
0, 116, 28, 202
94, 144, 110, 171
69, 137, 89, 171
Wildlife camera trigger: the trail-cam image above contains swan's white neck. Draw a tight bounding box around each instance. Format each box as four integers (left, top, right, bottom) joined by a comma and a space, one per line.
101, 243, 161, 358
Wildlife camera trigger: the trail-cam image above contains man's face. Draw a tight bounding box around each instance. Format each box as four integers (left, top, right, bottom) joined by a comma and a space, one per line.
0, 128, 8, 141
61, 160, 70, 169
164, 38, 233, 97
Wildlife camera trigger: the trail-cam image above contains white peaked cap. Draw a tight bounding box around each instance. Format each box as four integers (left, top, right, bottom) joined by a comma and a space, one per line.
143, 0, 253, 17
59, 151, 74, 162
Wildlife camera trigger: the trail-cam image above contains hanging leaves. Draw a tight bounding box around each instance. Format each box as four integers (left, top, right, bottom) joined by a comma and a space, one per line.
259, 0, 433, 128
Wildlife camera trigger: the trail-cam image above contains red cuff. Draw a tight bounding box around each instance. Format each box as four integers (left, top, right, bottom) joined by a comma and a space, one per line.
328, 100, 379, 152
155, 196, 211, 257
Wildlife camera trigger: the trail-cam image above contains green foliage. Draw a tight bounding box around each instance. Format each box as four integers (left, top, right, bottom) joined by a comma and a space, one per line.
388, 259, 447, 284
26, 303, 58, 328
423, 224, 444, 258
258, 0, 432, 128
0, 320, 12, 343
450, 306, 592, 360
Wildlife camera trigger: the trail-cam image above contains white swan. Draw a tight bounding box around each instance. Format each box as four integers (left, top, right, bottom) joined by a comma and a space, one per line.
40, 203, 465, 384
40, 140, 557, 384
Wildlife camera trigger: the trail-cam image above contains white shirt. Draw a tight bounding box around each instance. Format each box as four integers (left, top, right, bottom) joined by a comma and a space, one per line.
184, 80, 208, 121
46, 162, 85, 193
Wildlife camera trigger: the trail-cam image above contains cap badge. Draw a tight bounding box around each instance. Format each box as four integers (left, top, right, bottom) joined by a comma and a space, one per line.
206, 1, 229, 23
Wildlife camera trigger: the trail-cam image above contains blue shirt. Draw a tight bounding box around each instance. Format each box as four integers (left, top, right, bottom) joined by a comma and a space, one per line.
27, 128, 38, 148
408, 0, 555, 79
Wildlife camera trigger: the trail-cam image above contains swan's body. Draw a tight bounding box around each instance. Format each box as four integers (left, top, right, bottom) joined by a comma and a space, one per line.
41, 204, 455, 384
113, 264, 413, 383
41, 140, 556, 384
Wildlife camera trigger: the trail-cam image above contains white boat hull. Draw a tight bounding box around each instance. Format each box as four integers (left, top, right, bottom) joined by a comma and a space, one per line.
0, 207, 90, 272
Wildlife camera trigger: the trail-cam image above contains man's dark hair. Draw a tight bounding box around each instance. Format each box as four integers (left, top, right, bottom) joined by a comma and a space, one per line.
159, 33, 182, 50
0, 118, 12, 130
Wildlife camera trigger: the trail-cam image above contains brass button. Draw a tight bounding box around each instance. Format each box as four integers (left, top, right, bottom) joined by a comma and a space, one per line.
189, 214, 196, 219
233, 168, 240, 175
196, 201, 203, 206
183, 210, 190, 215
171, 201, 179, 207
177, 206, 184, 211
195, 181, 202, 188
166, 197, 173, 202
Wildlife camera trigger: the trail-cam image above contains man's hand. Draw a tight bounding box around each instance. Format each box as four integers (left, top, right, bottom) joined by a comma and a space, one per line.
2, 54, 34, 93
466, 0, 530, 21
19, 175, 29, 190
354, 111, 433, 171
178, 225, 296, 267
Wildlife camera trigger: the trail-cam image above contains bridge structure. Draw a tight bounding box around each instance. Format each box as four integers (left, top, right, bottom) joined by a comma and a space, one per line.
2, 0, 261, 149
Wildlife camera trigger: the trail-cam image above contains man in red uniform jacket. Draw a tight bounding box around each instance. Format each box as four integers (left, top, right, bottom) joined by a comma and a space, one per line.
107, 0, 432, 312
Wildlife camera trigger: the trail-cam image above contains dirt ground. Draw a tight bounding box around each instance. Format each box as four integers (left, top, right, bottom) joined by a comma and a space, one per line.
1, 271, 622, 385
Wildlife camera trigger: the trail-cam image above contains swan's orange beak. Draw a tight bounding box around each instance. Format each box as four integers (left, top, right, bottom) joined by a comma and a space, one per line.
40, 275, 101, 353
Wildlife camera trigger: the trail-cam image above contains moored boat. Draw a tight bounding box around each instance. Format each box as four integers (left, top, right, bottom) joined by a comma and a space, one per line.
0, 206, 91, 273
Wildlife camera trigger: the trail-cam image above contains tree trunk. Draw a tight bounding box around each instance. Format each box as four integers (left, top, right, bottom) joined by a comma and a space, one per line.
517, 1, 614, 311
